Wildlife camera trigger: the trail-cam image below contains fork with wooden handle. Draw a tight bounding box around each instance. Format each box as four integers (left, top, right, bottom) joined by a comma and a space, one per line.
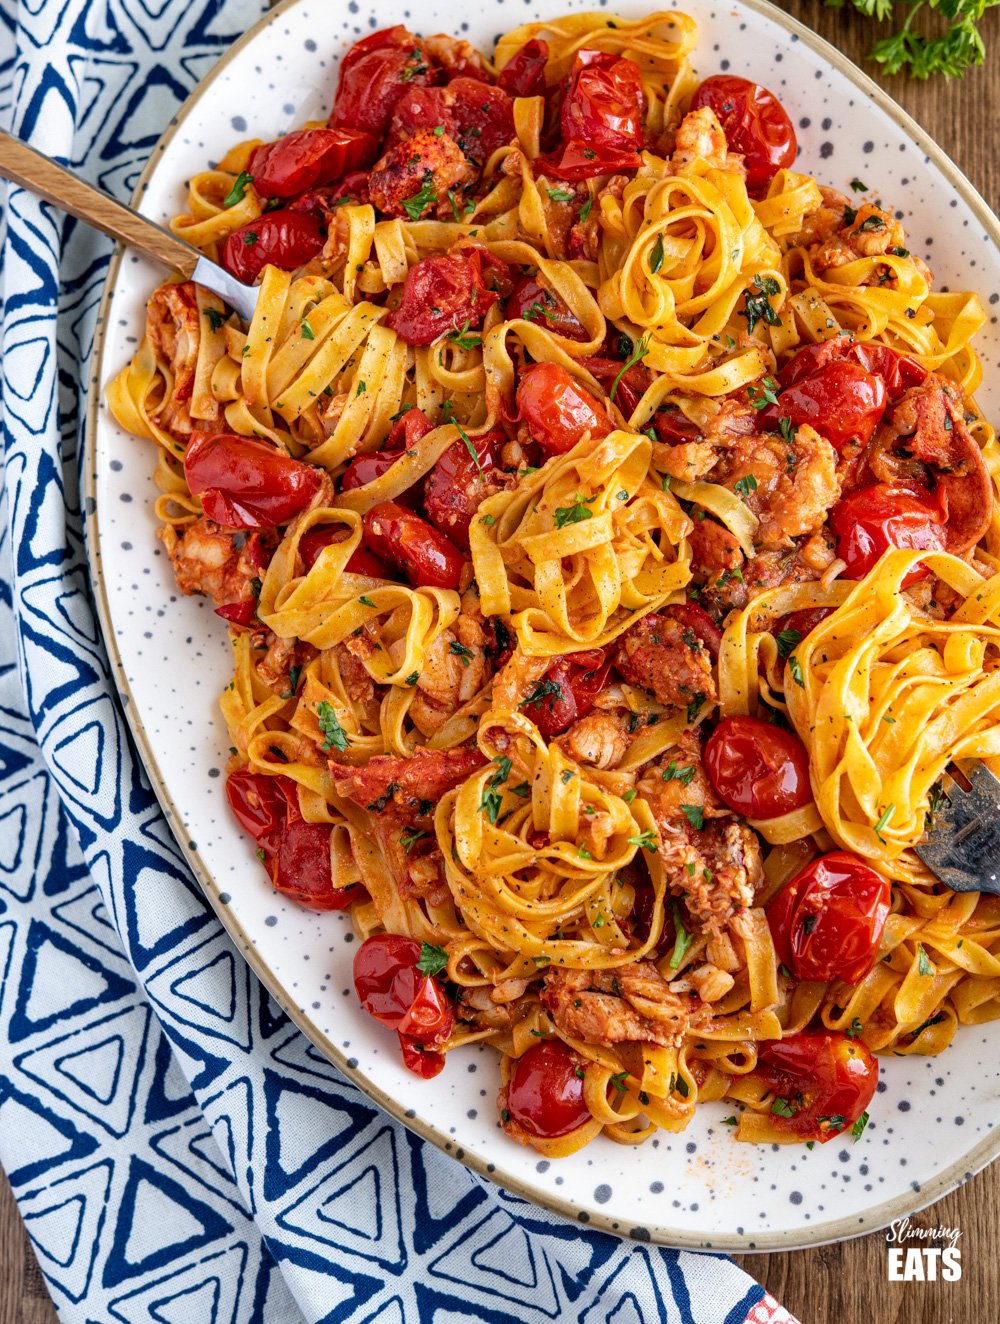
0, 129, 260, 321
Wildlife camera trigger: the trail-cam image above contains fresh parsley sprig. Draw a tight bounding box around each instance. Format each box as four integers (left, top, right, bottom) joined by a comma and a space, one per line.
827, 0, 999, 79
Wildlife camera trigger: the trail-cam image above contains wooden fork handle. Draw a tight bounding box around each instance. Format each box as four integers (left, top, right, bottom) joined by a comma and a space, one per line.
0, 129, 201, 278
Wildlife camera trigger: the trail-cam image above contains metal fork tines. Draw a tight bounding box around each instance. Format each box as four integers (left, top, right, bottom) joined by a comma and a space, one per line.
914, 763, 1000, 895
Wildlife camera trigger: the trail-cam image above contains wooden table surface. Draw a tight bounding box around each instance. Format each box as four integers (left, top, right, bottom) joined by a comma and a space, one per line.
2, 3, 998, 1322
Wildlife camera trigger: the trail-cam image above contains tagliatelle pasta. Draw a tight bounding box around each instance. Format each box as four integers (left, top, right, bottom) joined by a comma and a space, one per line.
108, 11, 1000, 1155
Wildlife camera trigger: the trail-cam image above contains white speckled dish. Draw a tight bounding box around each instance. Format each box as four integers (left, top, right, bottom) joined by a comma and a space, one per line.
85, 0, 1000, 1250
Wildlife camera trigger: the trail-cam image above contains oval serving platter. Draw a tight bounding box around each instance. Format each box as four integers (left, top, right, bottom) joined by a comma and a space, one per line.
85, 0, 1000, 1250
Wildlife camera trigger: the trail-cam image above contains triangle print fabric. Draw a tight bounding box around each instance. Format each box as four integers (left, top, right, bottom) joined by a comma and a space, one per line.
0, 1, 800, 1321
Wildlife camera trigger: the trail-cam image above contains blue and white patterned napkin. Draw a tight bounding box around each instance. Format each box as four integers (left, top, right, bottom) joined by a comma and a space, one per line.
0, 2, 798, 1320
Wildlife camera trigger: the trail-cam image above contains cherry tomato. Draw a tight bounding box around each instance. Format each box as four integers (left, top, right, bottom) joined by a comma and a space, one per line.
497, 38, 550, 98
221, 210, 324, 284
390, 78, 514, 163
353, 933, 453, 1045
249, 127, 379, 199
662, 603, 723, 658
386, 406, 434, 449
776, 340, 927, 402
577, 355, 653, 417
331, 27, 437, 139
184, 432, 322, 529
544, 51, 644, 180
214, 599, 259, 630
298, 525, 389, 577
828, 480, 947, 581
516, 362, 612, 456
505, 275, 588, 341
761, 360, 887, 452
690, 75, 797, 194
399, 1036, 446, 1078
388, 248, 511, 346
424, 429, 503, 548
772, 607, 833, 648
362, 500, 467, 589
340, 447, 407, 493
754, 1030, 878, 1142
505, 1041, 591, 1138
521, 649, 610, 737
225, 770, 361, 911
651, 404, 702, 447
705, 716, 812, 819
767, 850, 891, 984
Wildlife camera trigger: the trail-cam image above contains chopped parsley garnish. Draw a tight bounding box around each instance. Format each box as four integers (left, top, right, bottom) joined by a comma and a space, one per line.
578, 195, 593, 223
668, 902, 693, 970
685, 691, 706, 724
662, 760, 697, 785
874, 803, 895, 842
367, 781, 399, 814
917, 943, 932, 976
734, 474, 759, 496
356, 379, 366, 396
721, 1115, 738, 1127
740, 274, 782, 334
890, 245, 910, 257
405, 671, 419, 686
390, 402, 414, 421
787, 655, 805, 688
610, 334, 650, 402
520, 677, 565, 712
242, 230, 259, 247
301, 318, 315, 341
779, 416, 798, 444
449, 640, 476, 666
851, 1110, 870, 1140
771, 1096, 798, 1118
622, 788, 637, 803
400, 828, 427, 854
205, 307, 225, 333
610, 1070, 629, 1093
649, 232, 665, 274
316, 700, 351, 752
416, 941, 449, 976
850, 177, 869, 192
283, 664, 301, 699
680, 804, 704, 829
775, 628, 802, 658
446, 320, 482, 351
856, 214, 886, 233
846, 1017, 864, 1039
553, 494, 595, 529
403, 171, 438, 221
223, 170, 254, 207
451, 416, 484, 478
627, 829, 658, 853
433, 124, 445, 137
547, 187, 575, 202
747, 377, 779, 411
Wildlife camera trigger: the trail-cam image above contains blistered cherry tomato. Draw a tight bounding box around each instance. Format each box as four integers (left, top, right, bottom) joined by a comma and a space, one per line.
828, 480, 947, 581
340, 447, 407, 493
388, 248, 510, 346
516, 362, 612, 456
399, 1036, 446, 1078
424, 429, 504, 547
249, 127, 379, 199
353, 933, 453, 1049
225, 770, 361, 911
184, 432, 321, 529
754, 1031, 878, 1142
214, 599, 259, 629
386, 406, 435, 449
298, 525, 389, 577
761, 360, 887, 451
497, 38, 550, 98
520, 649, 610, 737
577, 355, 653, 417
767, 850, 890, 984
779, 341, 927, 403
331, 27, 437, 139
222, 210, 324, 284
363, 500, 467, 589
390, 78, 514, 163
690, 75, 796, 194
505, 1041, 591, 1138
772, 607, 833, 649
505, 275, 589, 341
705, 716, 812, 819
651, 404, 702, 447
544, 50, 644, 180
